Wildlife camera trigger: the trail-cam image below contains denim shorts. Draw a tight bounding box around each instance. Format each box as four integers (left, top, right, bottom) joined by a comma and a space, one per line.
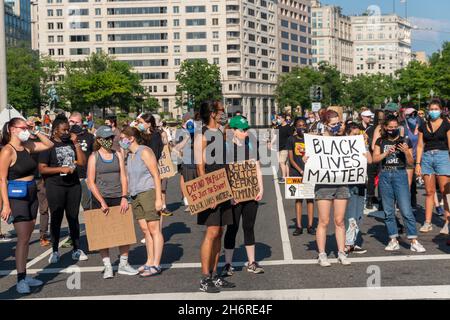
315, 185, 350, 200
421, 150, 450, 176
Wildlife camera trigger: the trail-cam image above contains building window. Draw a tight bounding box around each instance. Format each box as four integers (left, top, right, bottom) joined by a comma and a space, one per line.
57, 22, 63, 29
57, 35, 63, 42
173, 6, 179, 14
173, 19, 180, 27
212, 5, 219, 12
56, 9, 63, 16
48, 9, 54, 17
95, 8, 101, 15
174, 59, 181, 66
49, 49, 55, 56
186, 6, 206, 13
96, 34, 102, 41
213, 31, 219, 39
212, 18, 219, 26
187, 45, 207, 52
58, 49, 64, 55
213, 44, 219, 52
48, 36, 54, 43
96, 21, 102, 28
213, 58, 219, 65
174, 45, 180, 53
174, 32, 180, 40
48, 23, 54, 30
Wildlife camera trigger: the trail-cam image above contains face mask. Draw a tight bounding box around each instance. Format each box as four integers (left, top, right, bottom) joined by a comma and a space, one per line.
276, 119, 282, 125
429, 110, 441, 120
386, 129, 399, 138
60, 133, 71, 143
70, 125, 82, 135
119, 138, 131, 150
328, 123, 341, 135
18, 130, 30, 142
98, 138, 113, 150
137, 123, 146, 132
296, 128, 305, 136
406, 117, 418, 129
219, 113, 228, 126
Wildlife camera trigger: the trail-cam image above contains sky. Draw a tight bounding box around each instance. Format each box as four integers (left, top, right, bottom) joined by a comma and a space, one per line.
321, 0, 450, 55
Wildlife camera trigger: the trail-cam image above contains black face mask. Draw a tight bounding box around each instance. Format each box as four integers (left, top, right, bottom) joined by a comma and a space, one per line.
386, 129, 399, 138
60, 133, 71, 142
70, 125, 82, 135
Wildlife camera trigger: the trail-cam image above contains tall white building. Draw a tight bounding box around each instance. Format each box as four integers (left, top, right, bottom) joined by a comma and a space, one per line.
351, 14, 412, 76
33, 0, 286, 125
311, 0, 353, 76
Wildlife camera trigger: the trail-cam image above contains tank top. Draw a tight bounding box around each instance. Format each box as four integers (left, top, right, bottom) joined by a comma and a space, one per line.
127, 145, 155, 197
7, 144, 37, 181
94, 151, 122, 198
202, 126, 226, 174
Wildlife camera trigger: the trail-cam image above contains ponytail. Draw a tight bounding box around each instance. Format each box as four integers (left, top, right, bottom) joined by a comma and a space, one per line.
1, 117, 25, 146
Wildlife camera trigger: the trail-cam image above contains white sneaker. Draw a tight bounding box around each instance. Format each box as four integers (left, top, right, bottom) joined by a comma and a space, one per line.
385, 239, 400, 251
118, 263, 139, 276
48, 251, 60, 264
24, 276, 43, 287
419, 223, 433, 233
103, 265, 114, 279
410, 240, 426, 253
439, 223, 449, 235
16, 280, 31, 294
318, 253, 331, 267
141, 238, 146, 244
337, 252, 351, 266
72, 249, 88, 261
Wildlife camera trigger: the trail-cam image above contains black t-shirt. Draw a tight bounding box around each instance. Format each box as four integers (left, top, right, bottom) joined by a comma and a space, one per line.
226, 133, 260, 163
418, 119, 450, 152
375, 137, 412, 169
39, 140, 80, 186
286, 135, 305, 176
144, 131, 163, 161
277, 124, 294, 151
76, 130, 94, 179
366, 125, 377, 153
202, 126, 226, 173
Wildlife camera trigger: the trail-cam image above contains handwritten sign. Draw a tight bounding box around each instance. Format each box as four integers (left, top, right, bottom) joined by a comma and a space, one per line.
158, 145, 176, 179
303, 134, 367, 185
182, 168, 233, 215
227, 160, 259, 202
285, 177, 315, 199
84, 206, 136, 251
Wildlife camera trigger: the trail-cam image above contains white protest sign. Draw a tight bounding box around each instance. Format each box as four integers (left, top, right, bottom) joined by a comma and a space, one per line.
303, 134, 367, 185
312, 102, 321, 112
285, 177, 315, 199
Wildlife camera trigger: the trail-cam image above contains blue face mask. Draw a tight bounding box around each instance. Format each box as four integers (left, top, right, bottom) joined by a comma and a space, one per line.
137, 123, 146, 132
119, 138, 131, 150
429, 110, 441, 120
329, 123, 341, 135
406, 116, 418, 129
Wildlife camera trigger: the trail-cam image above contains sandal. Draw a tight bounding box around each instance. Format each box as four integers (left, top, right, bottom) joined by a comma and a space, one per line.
138, 265, 150, 273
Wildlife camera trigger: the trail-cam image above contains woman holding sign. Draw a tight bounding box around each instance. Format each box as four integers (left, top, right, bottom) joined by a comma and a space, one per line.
194, 100, 235, 293
86, 126, 139, 279
0, 118, 54, 294
373, 115, 426, 253
120, 127, 164, 277
222, 115, 264, 277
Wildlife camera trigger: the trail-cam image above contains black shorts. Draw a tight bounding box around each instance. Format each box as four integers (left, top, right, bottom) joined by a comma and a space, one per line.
182, 165, 197, 182
91, 196, 122, 209
197, 201, 233, 227
10, 182, 38, 223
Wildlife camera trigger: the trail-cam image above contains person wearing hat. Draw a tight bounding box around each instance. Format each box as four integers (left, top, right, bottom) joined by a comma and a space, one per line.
360, 110, 374, 132
86, 126, 139, 279
222, 115, 264, 277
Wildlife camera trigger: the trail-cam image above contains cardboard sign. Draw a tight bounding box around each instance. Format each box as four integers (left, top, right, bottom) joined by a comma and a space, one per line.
84, 206, 136, 251
227, 160, 260, 202
158, 145, 176, 179
182, 168, 233, 215
303, 134, 367, 185
285, 177, 315, 199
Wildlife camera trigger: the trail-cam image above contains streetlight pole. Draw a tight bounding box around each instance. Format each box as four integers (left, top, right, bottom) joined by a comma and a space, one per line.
0, 0, 8, 111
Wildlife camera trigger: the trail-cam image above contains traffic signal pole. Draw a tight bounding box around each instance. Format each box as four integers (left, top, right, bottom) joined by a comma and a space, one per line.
0, 0, 7, 111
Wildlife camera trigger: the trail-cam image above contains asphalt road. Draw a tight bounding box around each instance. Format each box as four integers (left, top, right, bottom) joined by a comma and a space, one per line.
0, 168, 449, 300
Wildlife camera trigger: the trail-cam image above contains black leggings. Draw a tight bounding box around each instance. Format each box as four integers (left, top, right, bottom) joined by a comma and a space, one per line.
224, 201, 258, 249
46, 183, 82, 252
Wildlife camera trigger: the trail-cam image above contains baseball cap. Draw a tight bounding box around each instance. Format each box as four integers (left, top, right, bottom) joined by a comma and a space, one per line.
361, 110, 374, 117
404, 108, 417, 116
95, 125, 115, 138
182, 113, 191, 122
384, 102, 400, 113
229, 115, 250, 130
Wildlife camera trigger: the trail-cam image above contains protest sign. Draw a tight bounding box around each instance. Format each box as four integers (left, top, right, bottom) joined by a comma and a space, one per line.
227, 160, 260, 202
182, 168, 233, 215
285, 177, 315, 199
84, 206, 136, 251
158, 145, 176, 179
303, 134, 367, 185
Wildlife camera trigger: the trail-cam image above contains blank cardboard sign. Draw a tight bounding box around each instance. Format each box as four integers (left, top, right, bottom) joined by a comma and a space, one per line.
84, 206, 136, 251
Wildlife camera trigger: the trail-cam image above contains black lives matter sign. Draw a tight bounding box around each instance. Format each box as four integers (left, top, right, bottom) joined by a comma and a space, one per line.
227, 160, 260, 202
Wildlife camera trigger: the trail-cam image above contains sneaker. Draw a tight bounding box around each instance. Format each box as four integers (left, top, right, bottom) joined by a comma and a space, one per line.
385, 239, 400, 251
410, 240, 426, 253
160, 208, 173, 217
48, 251, 60, 264
440, 223, 449, 235
436, 207, 445, 216
293, 227, 303, 236
118, 263, 139, 276
307, 226, 316, 235
141, 238, 146, 244
246, 262, 264, 274
0, 234, 12, 242
40, 236, 51, 247
351, 245, 367, 254
221, 263, 234, 277
103, 265, 114, 279
419, 223, 433, 233
24, 276, 43, 287
16, 280, 31, 294
318, 253, 331, 267
200, 277, 220, 293
337, 252, 351, 266
72, 249, 88, 261
212, 275, 236, 288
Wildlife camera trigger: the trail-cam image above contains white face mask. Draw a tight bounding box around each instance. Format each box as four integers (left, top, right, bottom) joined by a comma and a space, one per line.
18, 130, 31, 142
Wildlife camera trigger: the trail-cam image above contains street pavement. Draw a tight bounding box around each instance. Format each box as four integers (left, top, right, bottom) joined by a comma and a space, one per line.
0, 167, 449, 300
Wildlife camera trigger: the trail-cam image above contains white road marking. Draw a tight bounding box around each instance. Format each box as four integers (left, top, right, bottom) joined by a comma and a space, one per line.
272, 166, 293, 261
2, 254, 450, 276
28, 285, 450, 300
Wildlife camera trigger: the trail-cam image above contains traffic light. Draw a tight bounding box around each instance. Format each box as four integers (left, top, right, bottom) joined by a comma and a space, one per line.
315, 86, 322, 101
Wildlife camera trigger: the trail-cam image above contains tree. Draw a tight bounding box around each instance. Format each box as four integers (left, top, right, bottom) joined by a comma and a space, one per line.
317, 61, 345, 106
6, 46, 41, 114
175, 60, 222, 111
429, 41, 450, 102
343, 74, 395, 109
395, 60, 433, 108
143, 95, 160, 113
62, 52, 144, 115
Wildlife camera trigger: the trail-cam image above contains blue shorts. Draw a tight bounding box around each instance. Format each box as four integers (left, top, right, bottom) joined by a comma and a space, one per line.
421, 150, 450, 176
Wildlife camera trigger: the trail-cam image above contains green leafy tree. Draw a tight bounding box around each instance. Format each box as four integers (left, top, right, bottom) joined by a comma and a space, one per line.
143, 95, 160, 113
175, 60, 222, 111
